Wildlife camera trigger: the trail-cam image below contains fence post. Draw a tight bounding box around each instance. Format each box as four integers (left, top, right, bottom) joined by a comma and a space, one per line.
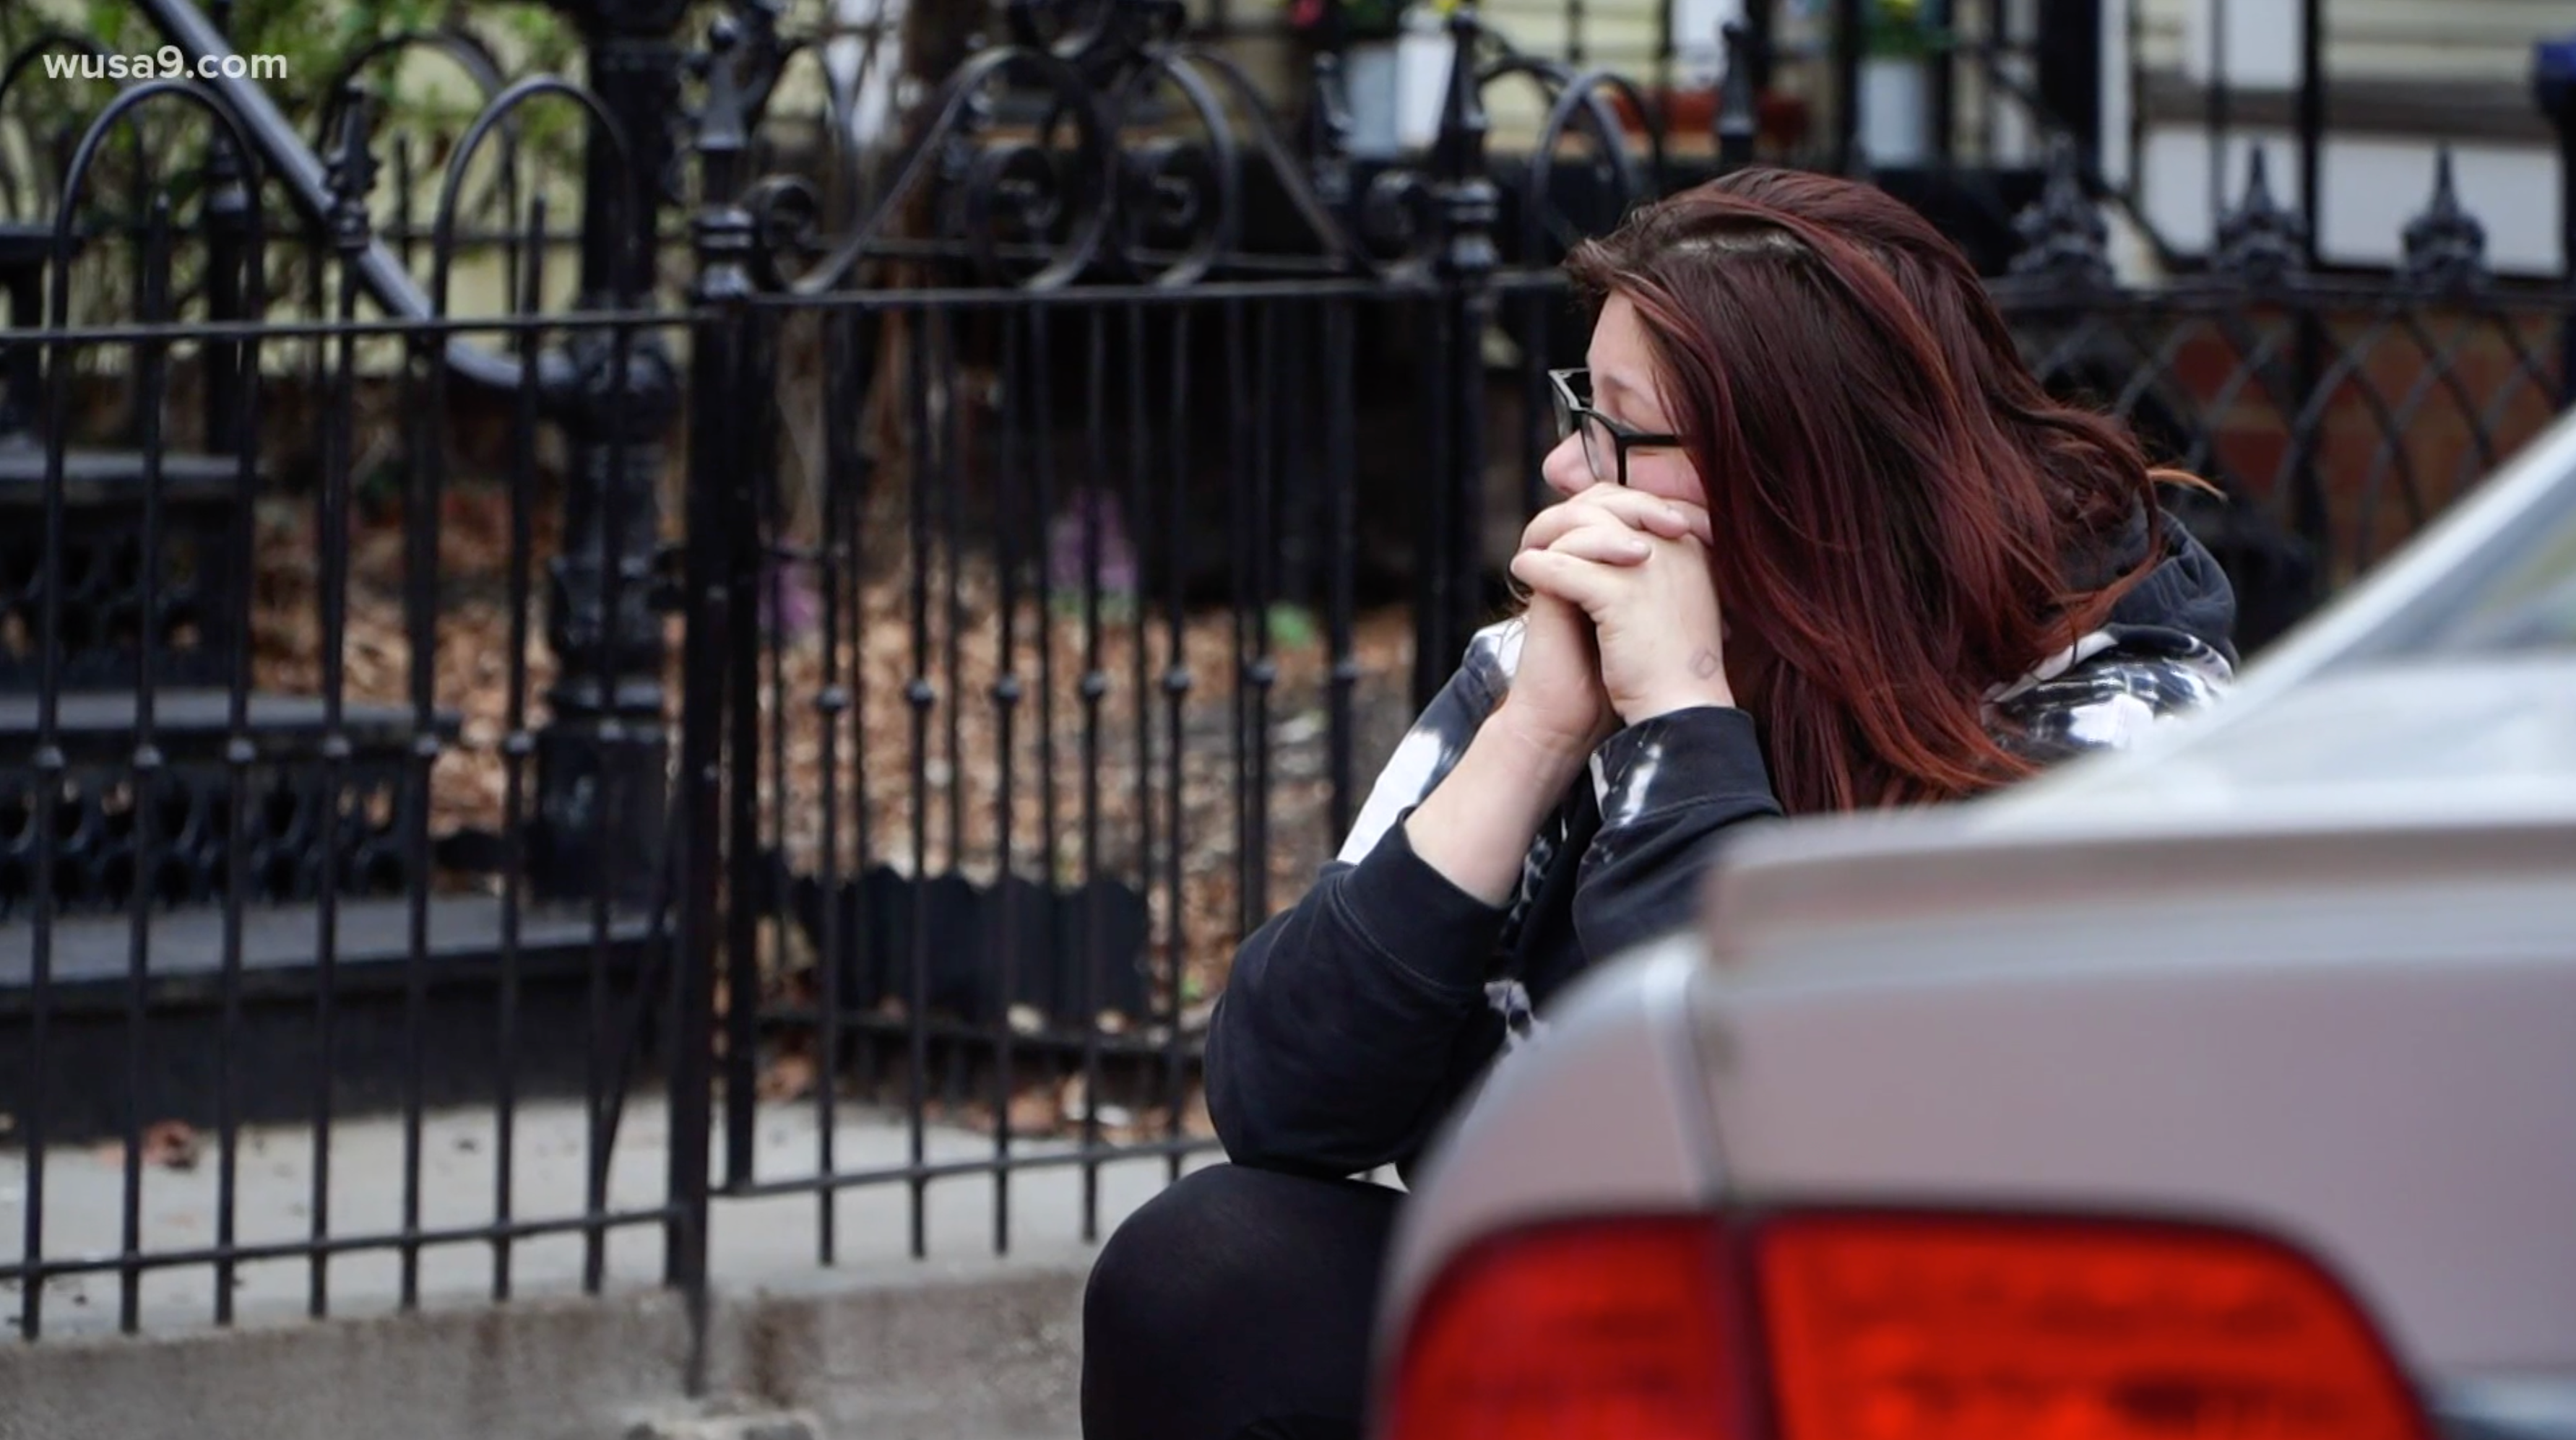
2289, 0, 2327, 628
1417, 4, 1500, 712
663, 4, 774, 1391
2204, 0, 2231, 250
2030, 0, 2098, 175
1714, 20, 1758, 173
1831, 0, 1864, 175
199, 0, 251, 458
2294, 0, 2324, 269
1742, 0, 1776, 95
2537, 32, 2576, 407
1308, 51, 1354, 217
532, 0, 688, 905
2211, 149, 2325, 618
709, 3, 789, 1197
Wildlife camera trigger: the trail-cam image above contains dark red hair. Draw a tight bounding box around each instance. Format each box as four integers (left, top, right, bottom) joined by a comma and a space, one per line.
1563, 168, 2173, 812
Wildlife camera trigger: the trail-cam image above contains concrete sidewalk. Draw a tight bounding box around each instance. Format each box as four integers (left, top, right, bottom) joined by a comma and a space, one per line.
1, 1096, 1221, 1439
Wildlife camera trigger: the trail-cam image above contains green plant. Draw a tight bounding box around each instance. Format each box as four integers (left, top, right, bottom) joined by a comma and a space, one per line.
1, 0, 680, 393
31, 0, 592, 175
1859, 0, 1950, 61
1284, 0, 1408, 45
1266, 602, 1318, 650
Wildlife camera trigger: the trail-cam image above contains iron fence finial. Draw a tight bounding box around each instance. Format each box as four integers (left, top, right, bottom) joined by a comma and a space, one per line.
1417, 0, 1500, 708
1007, 0, 1186, 84
2400, 147, 2489, 295
691, 4, 784, 165
2007, 136, 2112, 293
1433, 4, 1492, 191
324, 83, 379, 248
2213, 147, 2306, 286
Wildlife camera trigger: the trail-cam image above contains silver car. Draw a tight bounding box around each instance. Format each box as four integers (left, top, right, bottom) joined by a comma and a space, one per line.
1368, 410, 2576, 1440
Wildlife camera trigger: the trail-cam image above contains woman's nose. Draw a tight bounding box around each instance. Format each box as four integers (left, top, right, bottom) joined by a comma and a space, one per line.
1540, 432, 1594, 497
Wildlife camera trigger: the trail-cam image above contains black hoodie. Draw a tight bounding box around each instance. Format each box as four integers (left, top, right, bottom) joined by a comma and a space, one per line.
1203, 512, 2239, 1181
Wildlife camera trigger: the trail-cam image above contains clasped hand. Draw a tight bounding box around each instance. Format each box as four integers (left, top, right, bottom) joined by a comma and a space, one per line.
1494, 488, 1734, 758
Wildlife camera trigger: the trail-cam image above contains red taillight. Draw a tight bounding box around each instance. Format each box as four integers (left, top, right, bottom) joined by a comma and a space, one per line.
1380, 1210, 2430, 1440
1755, 1211, 2432, 1440
1382, 1215, 1750, 1440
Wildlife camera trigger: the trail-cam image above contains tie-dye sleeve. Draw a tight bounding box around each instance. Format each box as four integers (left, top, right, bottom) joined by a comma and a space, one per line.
1334, 619, 1519, 864
1573, 705, 1784, 960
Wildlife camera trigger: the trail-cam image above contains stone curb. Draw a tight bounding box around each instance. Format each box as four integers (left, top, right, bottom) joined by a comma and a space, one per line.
0, 1249, 1099, 1440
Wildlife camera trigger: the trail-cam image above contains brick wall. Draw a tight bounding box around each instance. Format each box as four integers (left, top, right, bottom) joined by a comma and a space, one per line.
2031, 303, 2566, 588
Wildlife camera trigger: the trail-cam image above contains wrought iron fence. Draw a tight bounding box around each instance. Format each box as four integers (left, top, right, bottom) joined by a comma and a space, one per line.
1995, 144, 2574, 651
0, 29, 691, 1347
0, 0, 2569, 1404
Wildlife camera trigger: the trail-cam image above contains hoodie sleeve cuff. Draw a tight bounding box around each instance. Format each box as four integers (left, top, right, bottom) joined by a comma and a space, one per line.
1334, 810, 1509, 1000
1593, 706, 1778, 828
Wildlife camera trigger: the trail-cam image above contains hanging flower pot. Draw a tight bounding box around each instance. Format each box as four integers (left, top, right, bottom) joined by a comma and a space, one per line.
1861, 55, 1930, 164
1330, 3, 1456, 157
1854, 0, 1947, 165
1284, 0, 1407, 44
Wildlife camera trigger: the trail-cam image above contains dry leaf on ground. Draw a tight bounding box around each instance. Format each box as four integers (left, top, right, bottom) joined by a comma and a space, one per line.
249, 490, 1424, 1019
756, 1051, 819, 1104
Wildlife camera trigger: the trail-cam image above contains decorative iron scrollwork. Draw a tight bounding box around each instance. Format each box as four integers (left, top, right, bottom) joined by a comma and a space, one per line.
743, 1, 1590, 290
0, 747, 423, 918
1118, 134, 1222, 273
740, 173, 821, 291
1512, 64, 1663, 256
951, 134, 1082, 283
1360, 166, 1438, 265
0, 480, 241, 690
726, 0, 1699, 290
1006, 0, 1188, 87
772, 43, 1118, 293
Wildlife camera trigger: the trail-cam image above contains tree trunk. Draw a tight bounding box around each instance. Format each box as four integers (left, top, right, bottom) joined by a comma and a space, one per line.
899, 0, 982, 105
849, 0, 987, 561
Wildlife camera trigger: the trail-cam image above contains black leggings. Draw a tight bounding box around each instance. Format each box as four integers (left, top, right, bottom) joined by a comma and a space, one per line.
1082, 1164, 1403, 1440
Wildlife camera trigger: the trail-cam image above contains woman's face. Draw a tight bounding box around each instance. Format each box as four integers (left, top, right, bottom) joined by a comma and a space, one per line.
1540, 292, 1703, 506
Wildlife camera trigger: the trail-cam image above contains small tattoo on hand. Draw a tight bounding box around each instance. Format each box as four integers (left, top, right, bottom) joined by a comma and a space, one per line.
1690, 649, 1724, 680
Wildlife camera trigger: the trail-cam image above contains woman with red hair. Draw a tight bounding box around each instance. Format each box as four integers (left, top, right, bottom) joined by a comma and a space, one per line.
1081, 168, 2237, 1440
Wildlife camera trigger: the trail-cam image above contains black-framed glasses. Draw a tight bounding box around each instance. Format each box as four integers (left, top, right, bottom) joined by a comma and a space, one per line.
1548, 368, 1680, 487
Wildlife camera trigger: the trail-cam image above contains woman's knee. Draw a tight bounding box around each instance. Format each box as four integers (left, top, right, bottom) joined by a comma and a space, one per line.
1085, 1164, 1395, 1353
1085, 1164, 1256, 1344
1084, 1166, 1400, 1440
